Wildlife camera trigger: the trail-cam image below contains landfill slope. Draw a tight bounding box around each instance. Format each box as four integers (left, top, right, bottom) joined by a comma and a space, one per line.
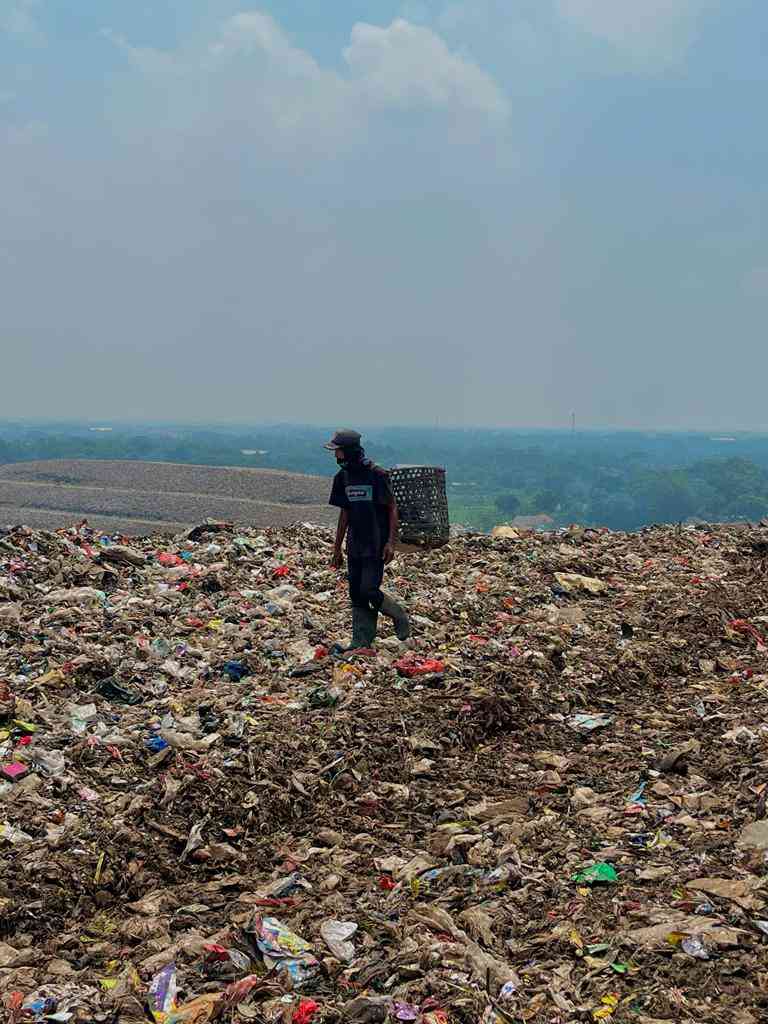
0, 460, 335, 534
1, 519, 768, 1023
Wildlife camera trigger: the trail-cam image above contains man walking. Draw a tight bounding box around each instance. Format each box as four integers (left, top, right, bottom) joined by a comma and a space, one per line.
326, 429, 410, 650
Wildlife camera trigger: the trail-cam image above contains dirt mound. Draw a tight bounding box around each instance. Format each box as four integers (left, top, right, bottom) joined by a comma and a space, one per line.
1, 518, 768, 1022
0, 461, 335, 535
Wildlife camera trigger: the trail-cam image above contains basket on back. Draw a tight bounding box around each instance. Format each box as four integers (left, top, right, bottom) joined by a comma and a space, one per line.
389, 466, 449, 550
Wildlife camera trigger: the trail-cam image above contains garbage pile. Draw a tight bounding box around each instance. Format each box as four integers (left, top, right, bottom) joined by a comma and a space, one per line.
1, 517, 768, 1023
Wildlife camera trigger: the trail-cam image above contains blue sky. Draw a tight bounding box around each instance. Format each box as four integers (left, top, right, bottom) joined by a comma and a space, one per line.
2, 1, 767, 427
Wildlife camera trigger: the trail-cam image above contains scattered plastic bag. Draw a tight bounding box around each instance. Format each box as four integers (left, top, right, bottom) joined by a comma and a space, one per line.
573, 863, 619, 885
320, 919, 357, 962
568, 713, 613, 733
554, 572, 608, 595
0, 821, 33, 844
682, 935, 710, 960
250, 916, 320, 987
148, 963, 178, 1023
96, 678, 143, 705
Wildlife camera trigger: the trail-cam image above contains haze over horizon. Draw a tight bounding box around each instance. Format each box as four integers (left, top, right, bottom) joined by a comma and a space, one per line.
3, 1, 767, 430
1, 417, 766, 436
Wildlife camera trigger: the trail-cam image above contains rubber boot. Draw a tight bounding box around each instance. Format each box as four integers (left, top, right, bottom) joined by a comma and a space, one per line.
379, 593, 410, 641
363, 605, 379, 647
348, 605, 379, 650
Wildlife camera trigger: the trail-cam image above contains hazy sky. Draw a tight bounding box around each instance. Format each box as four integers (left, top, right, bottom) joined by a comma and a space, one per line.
2, 1, 767, 429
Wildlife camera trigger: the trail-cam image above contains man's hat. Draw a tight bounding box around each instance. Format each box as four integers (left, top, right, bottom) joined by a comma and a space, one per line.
323, 428, 362, 451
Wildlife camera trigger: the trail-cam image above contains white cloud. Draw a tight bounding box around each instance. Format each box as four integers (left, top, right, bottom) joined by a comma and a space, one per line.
105, 13, 324, 80
556, 0, 710, 63
106, 10, 509, 153
427, 0, 714, 71
210, 11, 319, 74
0, 9, 520, 427
102, 29, 183, 76
209, 10, 508, 122
344, 18, 508, 117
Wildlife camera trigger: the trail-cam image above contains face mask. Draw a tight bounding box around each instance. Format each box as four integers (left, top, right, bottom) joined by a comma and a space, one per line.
337, 447, 364, 470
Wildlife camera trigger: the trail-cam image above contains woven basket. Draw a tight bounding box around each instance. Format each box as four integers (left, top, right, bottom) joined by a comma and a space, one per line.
389, 465, 449, 549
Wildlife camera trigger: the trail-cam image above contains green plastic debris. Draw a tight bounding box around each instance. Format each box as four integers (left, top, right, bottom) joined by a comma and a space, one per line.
572, 862, 618, 885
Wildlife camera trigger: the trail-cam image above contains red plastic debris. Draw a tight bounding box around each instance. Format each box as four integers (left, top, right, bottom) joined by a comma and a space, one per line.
730, 618, 767, 649
393, 656, 446, 678
1, 763, 28, 781
292, 998, 319, 1023
157, 552, 184, 566
223, 975, 262, 1005
202, 943, 230, 961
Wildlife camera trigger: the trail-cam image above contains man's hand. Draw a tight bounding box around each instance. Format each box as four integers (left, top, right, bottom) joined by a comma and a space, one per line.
383, 543, 395, 565
331, 548, 344, 570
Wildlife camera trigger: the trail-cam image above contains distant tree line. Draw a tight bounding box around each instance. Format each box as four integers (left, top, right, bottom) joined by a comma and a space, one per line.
495, 456, 768, 530
2, 424, 768, 532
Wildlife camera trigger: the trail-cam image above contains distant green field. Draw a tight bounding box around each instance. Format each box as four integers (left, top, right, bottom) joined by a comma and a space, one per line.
448, 497, 503, 533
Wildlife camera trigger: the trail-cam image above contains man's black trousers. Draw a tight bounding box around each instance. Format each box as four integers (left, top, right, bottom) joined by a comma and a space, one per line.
348, 557, 385, 611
